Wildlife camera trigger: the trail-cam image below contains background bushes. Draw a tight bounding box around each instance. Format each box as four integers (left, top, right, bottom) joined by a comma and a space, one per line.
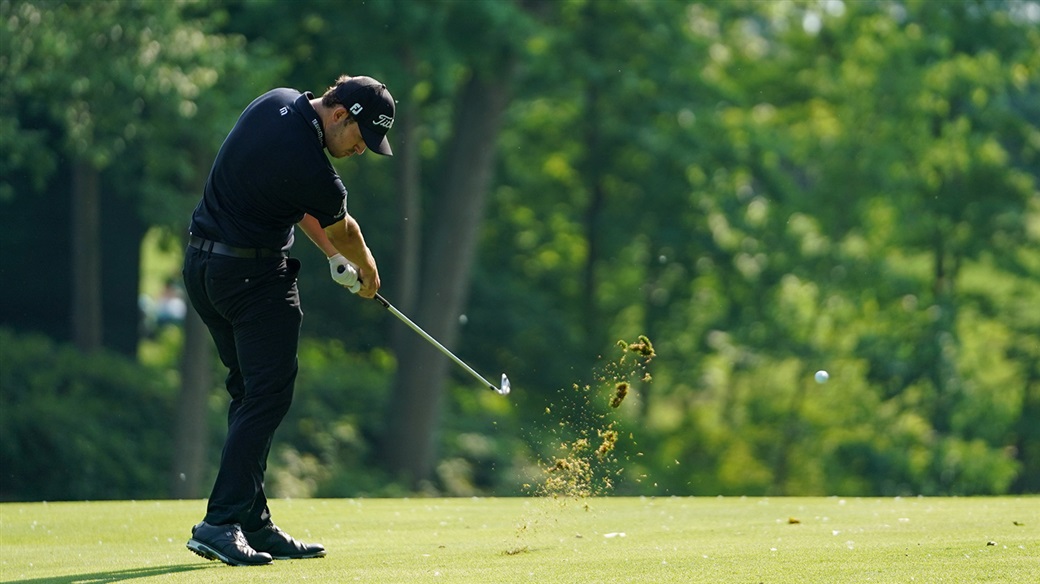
0, 328, 175, 500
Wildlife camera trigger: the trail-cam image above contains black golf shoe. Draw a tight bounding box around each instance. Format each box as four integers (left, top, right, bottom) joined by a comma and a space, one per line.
186, 521, 273, 566
244, 522, 326, 560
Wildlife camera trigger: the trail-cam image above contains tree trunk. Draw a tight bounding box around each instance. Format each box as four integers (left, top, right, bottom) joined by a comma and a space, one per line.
101, 185, 146, 356
581, 83, 605, 355
170, 304, 214, 498
930, 231, 959, 435
394, 90, 423, 328
170, 155, 217, 499
380, 69, 514, 485
1012, 364, 1040, 493
71, 160, 102, 352
583, 178, 606, 347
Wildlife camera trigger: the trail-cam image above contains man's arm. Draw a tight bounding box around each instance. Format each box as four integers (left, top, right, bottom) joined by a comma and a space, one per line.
298, 214, 338, 257
298, 213, 381, 298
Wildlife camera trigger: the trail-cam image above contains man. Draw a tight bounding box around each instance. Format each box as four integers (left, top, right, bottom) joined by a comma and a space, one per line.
182, 75, 394, 566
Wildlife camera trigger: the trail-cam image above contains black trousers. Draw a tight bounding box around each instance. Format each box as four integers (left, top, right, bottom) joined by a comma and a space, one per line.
182, 246, 302, 531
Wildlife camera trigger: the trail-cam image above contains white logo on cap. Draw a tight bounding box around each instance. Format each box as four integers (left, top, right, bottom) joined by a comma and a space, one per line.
350, 103, 363, 115
374, 114, 394, 129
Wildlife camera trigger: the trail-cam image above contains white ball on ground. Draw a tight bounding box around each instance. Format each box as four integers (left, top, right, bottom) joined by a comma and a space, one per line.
815, 370, 829, 384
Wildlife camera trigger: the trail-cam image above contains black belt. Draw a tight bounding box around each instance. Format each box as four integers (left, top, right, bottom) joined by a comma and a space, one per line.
188, 234, 287, 259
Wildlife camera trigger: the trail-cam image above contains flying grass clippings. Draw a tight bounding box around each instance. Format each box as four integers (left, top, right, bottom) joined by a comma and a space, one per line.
610, 382, 629, 408
508, 336, 655, 555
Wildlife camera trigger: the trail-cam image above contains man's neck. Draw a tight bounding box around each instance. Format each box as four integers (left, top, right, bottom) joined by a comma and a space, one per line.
310, 98, 331, 124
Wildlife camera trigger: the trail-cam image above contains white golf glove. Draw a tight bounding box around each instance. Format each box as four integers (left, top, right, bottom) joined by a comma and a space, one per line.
328, 253, 361, 293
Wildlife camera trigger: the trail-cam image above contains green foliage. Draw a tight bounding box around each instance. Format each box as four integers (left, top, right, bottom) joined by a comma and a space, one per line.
476, 0, 1039, 497
265, 339, 399, 497
2, 0, 1038, 499
269, 338, 526, 497
0, 329, 176, 500
0, 0, 279, 224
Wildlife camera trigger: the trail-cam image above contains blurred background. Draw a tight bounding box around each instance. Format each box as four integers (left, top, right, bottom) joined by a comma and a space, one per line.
1, 0, 1038, 502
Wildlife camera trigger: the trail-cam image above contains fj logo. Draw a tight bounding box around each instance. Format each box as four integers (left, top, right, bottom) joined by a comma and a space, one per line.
374, 114, 394, 129
350, 103, 363, 115
279, 106, 289, 116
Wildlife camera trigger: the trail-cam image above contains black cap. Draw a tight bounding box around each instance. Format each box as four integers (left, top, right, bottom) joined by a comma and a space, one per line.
334, 76, 395, 156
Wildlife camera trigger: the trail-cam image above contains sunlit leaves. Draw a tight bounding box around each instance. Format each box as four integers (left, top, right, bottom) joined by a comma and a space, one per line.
0, 0, 249, 213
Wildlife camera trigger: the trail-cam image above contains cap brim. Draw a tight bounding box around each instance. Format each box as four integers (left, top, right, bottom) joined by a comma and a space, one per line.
360, 125, 393, 156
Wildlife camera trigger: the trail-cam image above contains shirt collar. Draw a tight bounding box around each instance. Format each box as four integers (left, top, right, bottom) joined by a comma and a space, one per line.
293, 92, 325, 148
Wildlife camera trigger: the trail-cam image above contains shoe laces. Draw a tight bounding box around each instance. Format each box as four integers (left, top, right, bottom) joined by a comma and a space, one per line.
256, 522, 289, 540
227, 525, 250, 547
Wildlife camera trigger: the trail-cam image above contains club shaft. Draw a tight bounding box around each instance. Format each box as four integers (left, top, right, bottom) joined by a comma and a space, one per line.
375, 293, 498, 391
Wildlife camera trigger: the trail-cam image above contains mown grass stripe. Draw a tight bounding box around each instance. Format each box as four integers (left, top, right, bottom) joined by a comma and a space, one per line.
1, 497, 1035, 583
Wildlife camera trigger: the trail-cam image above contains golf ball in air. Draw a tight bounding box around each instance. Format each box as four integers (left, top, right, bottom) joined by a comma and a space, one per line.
815, 370, 829, 384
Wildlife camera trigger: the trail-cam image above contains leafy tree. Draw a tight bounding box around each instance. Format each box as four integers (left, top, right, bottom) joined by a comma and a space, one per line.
474, 0, 1038, 496
2, 0, 1037, 500
630, 0, 1039, 495
1, 0, 281, 496
0, 0, 252, 352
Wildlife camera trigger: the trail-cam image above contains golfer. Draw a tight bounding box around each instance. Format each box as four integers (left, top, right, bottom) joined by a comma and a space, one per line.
182, 75, 394, 566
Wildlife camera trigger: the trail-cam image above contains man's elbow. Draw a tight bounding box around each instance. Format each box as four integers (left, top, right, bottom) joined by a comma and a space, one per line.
325, 217, 354, 246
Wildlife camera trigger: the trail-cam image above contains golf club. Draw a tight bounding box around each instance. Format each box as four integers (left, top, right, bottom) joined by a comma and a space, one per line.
374, 293, 510, 396
331, 258, 509, 395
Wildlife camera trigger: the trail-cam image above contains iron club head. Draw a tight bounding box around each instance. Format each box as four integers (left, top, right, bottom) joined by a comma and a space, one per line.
497, 373, 511, 395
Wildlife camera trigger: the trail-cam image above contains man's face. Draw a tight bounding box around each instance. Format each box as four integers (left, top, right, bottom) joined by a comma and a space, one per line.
326, 109, 367, 158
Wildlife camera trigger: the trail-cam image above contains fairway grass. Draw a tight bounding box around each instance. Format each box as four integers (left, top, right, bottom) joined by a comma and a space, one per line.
1, 497, 1035, 583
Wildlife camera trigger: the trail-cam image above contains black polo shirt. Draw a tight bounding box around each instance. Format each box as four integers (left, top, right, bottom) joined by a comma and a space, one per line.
189, 88, 348, 251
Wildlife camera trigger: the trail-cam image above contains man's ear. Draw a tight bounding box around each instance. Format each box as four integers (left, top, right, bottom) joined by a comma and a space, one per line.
333, 106, 356, 127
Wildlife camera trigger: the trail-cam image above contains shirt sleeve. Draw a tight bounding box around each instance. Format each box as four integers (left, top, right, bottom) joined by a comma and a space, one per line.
299, 168, 349, 228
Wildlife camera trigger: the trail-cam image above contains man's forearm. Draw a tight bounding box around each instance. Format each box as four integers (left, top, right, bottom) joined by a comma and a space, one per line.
298, 214, 338, 257
326, 214, 380, 296
325, 215, 372, 266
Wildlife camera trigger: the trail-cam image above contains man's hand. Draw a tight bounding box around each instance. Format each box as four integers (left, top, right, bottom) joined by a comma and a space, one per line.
328, 254, 361, 293
325, 214, 381, 298
357, 261, 380, 298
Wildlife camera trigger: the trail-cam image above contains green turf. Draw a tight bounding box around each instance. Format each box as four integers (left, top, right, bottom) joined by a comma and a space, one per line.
1, 497, 1035, 583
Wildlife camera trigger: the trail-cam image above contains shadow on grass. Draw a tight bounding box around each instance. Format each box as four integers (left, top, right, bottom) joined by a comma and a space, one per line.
5, 563, 213, 583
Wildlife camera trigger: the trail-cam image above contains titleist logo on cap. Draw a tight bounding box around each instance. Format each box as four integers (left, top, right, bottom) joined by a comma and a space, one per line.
349, 103, 394, 129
